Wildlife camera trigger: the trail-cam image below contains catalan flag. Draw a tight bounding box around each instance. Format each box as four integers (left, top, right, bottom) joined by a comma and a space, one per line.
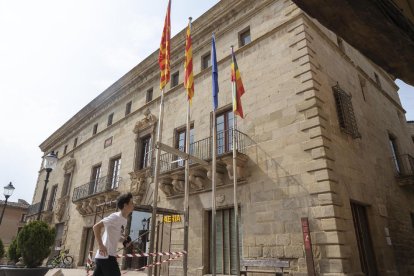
158, 0, 171, 90
184, 21, 194, 102
231, 48, 245, 118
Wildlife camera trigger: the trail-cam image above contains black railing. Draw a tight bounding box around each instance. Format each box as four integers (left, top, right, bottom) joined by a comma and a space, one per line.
157, 129, 253, 174
72, 176, 122, 202
27, 202, 41, 216
392, 154, 414, 177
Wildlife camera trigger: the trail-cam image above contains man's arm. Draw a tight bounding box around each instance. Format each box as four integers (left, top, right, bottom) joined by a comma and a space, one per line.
93, 221, 108, 257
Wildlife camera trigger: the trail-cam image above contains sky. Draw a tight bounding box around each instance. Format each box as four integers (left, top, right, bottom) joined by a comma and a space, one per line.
0, 0, 413, 203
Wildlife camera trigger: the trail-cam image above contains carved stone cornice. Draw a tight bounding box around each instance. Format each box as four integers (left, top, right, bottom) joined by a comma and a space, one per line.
220, 154, 249, 180
206, 163, 226, 186
63, 157, 76, 173
55, 195, 69, 222
129, 169, 151, 204
74, 191, 120, 216
42, 211, 53, 224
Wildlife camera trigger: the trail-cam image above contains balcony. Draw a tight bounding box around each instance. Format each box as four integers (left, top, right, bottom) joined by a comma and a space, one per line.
392, 154, 414, 186
154, 129, 253, 197
72, 175, 122, 215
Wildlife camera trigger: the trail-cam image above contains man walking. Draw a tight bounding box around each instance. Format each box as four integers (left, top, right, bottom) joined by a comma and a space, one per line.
93, 193, 134, 276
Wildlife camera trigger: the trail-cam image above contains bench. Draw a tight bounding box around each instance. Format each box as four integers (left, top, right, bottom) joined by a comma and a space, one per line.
240, 259, 290, 276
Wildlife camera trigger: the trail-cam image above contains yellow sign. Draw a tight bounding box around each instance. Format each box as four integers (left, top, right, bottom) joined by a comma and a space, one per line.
163, 215, 181, 223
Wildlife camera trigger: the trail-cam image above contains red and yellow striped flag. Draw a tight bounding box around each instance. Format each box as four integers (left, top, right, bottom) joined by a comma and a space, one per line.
158, 0, 171, 90
231, 48, 245, 118
184, 21, 194, 102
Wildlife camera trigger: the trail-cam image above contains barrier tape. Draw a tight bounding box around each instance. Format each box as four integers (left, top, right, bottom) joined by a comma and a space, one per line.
116, 250, 187, 258
86, 250, 186, 275
122, 253, 184, 274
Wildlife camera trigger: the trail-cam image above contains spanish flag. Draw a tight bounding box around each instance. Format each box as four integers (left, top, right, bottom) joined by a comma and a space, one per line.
158, 0, 171, 90
231, 48, 245, 118
184, 21, 194, 102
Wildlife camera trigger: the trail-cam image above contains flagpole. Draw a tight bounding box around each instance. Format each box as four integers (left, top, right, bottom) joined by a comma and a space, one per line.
183, 16, 193, 276
231, 45, 241, 276
211, 33, 218, 276
148, 89, 165, 276
211, 109, 217, 276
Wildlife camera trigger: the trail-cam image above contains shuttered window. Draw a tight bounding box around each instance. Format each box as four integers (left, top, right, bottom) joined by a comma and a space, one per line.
209, 208, 242, 274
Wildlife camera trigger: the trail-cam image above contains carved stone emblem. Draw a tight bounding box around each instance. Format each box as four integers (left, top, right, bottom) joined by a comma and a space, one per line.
133, 109, 157, 134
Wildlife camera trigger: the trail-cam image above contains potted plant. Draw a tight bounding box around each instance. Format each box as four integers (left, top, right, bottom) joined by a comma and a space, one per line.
3, 221, 55, 276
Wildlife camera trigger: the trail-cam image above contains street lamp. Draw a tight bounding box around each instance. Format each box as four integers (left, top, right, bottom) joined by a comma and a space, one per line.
37, 151, 58, 220
0, 182, 15, 225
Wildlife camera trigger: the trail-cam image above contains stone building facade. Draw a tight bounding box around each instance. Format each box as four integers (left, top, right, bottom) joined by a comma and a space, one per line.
27, 0, 414, 275
0, 199, 29, 247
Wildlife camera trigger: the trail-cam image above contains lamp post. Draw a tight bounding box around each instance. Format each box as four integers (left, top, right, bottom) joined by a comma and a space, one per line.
37, 151, 58, 220
0, 182, 15, 225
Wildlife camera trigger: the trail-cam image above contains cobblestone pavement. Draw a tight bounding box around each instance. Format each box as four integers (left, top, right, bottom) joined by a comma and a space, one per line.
45, 268, 147, 276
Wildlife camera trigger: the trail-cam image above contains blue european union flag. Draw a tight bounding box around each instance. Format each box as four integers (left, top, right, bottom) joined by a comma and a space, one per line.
211, 33, 219, 110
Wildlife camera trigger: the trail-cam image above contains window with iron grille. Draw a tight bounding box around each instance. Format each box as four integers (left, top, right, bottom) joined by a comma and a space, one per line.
332, 84, 361, 139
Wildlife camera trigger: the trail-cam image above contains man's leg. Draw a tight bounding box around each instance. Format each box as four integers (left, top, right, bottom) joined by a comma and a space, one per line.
93, 259, 103, 276
100, 256, 121, 276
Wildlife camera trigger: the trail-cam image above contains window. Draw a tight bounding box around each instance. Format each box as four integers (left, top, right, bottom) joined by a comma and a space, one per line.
209, 208, 241, 274
140, 136, 152, 169
171, 71, 179, 88
374, 73, 381, 88
61, 173, 72, 197
411, 136, 414, 144
93, 123, 98, 135
389, 135, 401, 173
216, 109, 234, 155
48, 185, 58, 211
146, 88, 153, 103
20, 214, 26, 222
125, 101, 132, 116
107, 113, 114, 126
201, 52, 211, 70
350, 202, 377, 275
90, 165, 101, 194
63, 145, 68, 155
332, 84, 361, 139
175, 126, 194, 166
109, 156, 121, 189
73, 138, 78, 148
239, 28, 251, 47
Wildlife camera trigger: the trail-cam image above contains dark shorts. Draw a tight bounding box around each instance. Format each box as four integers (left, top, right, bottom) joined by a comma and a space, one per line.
93, 256, 120, 276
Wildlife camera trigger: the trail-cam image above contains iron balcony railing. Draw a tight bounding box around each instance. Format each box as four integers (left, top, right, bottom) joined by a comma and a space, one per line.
72, 175, 122, 202
157, 129, 253, 174
27, 202, 41, 215
392, 154, 414, 177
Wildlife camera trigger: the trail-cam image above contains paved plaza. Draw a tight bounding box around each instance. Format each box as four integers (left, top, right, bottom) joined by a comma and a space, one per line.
46, 268, 147, 276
